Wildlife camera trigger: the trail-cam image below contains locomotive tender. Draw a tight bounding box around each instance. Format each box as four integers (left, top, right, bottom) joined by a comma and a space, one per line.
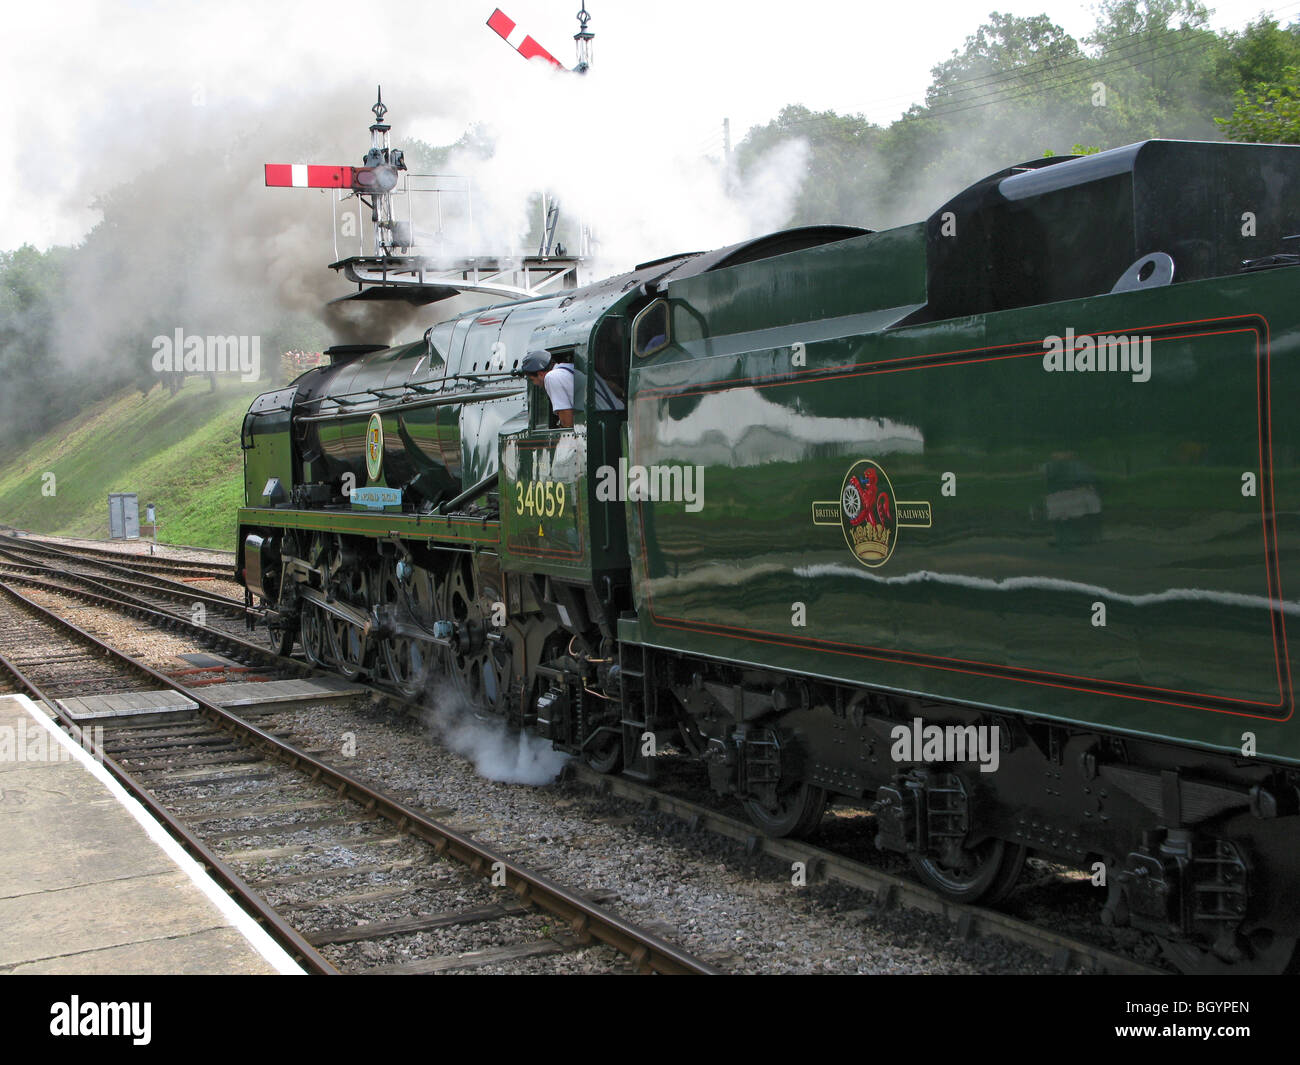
238, 140, 1300, 973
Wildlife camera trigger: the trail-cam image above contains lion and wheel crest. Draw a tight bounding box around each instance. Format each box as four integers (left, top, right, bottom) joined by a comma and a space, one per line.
813, 459, 930, 568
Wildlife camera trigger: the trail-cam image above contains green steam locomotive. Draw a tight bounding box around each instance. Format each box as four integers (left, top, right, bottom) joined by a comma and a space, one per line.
238, 139, 1300, 973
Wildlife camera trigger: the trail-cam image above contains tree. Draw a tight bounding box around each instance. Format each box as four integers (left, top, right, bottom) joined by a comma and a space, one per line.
883, 12, 1097, 217
1209, 14, 1300, 94
1218, 66, 1300, 143
734, 106, 885, 226
927, 11, 1086, 110
727, 3, 1251, 230
1082, 0, 1222, 140
1212, 17, 1300, 143
0, 244, 76, 444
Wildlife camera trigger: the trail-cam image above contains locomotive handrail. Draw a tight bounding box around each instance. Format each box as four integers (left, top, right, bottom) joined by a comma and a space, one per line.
410, 368, 522, 389
438, 471, 499, 514
294, 385, 525, 423
294, 369, 522, 408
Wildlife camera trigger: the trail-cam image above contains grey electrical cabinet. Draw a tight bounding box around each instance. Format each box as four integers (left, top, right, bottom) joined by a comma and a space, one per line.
108, 493, 139, 540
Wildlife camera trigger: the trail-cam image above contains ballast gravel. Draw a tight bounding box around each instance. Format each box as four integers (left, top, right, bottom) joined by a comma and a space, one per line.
254, 694, 1065, 975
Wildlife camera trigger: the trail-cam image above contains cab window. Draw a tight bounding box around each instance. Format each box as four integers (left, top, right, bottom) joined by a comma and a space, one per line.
529, 349, 576, 430
632, 300, 670, 358
592, 316, 628, 409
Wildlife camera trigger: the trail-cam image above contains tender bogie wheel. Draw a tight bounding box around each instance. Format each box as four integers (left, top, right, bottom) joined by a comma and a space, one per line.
908, 838, 1028, 905
583, 729, 623, 774
742, 782, 827, 838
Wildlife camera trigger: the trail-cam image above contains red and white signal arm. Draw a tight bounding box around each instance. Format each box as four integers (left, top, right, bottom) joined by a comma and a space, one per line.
264, 164, 354, 188
486, 8, 564, 68
265, 164, 399, 193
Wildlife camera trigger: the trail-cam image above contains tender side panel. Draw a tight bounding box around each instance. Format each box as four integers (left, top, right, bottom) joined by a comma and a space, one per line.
628, 272, 1300, 764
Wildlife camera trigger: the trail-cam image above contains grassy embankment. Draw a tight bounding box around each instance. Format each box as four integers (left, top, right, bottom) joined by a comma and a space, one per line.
0, 379, 261, 549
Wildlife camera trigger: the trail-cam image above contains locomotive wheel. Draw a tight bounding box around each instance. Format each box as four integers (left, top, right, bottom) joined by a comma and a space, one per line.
300, 534, 333, 669
300, 602, 329, 667
264, 615, 294, 658
437, 559, 509, 713
742, 782, 827, 838
259, 596, 294, 657
908, 838, 1028, 905
326, 570, 371, 681
259, 533, 297, 658
327, 615, 367, 680
379, 560, 435, 700
583, 729, 623, 774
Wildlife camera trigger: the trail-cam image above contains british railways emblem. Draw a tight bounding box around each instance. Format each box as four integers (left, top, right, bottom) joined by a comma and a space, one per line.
811, 459, 931, 567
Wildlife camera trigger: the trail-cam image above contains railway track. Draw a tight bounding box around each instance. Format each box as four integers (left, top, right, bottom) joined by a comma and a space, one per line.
0, 543, 252, 641
1, 533, 234, 582
561, 763, 1163, 974
0, 585, 165, 699
0, 579, 716, 975
2, 540, 1167, 974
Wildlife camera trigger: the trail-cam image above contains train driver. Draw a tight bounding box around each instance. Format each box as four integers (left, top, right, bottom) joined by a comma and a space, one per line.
520, 349, 624, 429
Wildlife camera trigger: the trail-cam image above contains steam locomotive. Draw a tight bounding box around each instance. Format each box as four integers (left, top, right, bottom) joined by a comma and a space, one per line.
237, 139, 1300, 973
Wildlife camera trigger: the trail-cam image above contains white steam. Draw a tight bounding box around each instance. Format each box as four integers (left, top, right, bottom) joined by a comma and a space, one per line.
39, 50, 814, 382
430, 59, 810, 277
419, 682, 569, 786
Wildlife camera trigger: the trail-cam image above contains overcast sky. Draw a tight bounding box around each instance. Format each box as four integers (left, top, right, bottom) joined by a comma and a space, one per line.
3, 0, 1296, 251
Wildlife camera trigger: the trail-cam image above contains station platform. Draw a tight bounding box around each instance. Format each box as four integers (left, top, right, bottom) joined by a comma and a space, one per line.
0, 694, 301, 975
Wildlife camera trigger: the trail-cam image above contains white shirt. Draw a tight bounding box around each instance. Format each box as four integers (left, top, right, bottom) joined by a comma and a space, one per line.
543, 362, 626, 416
544, 363, 575, 413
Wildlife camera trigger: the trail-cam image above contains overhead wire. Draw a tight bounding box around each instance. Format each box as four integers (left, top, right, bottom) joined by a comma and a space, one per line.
922, 32, 1229, 122
918, 18, 1222, 103
755, 9, 1300, 135
747, 17, 1219, 129
761, 28, 1229, 136
888, 6, 1300, 117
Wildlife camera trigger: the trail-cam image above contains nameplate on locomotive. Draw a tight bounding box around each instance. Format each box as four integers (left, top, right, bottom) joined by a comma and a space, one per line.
350, 486, 402, 510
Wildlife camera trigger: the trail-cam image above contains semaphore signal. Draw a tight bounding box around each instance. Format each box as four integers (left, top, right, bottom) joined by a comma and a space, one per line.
264, 87, 406, 255
486, 7, 565, 69
487, 4, 594, 74
260, 85, 584, 305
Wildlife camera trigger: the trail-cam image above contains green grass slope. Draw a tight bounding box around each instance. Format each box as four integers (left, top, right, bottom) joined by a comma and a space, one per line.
0, 379, 262, 549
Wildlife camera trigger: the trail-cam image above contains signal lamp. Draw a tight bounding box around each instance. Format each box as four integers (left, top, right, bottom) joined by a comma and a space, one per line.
352, 165, 399, 193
